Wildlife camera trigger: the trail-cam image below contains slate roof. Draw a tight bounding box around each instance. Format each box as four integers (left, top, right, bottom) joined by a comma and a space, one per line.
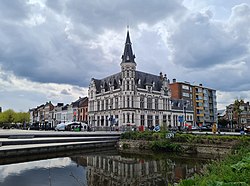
71, 97, 88, 107
92, 70, 165, 93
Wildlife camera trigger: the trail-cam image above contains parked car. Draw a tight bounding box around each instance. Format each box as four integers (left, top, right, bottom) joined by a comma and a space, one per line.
191, 126, 200, 131
29, 124, 40, 130
55, 122, 88, 131
55, 123, 67, 131
199, 125, 212, 131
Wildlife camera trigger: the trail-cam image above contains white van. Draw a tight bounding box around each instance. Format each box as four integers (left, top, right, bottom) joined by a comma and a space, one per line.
55, 122, 88, 131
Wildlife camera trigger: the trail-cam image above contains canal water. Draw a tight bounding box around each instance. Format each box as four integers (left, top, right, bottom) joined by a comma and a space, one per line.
0, 149, 214, 186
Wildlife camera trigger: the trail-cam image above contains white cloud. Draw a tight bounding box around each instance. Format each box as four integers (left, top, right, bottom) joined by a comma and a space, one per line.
0, 157, 72, 181
217, 90, 250, 110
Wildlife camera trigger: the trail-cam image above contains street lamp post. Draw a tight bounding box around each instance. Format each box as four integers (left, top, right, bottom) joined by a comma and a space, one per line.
92, 114, 96, 132
182, 100, 187, 127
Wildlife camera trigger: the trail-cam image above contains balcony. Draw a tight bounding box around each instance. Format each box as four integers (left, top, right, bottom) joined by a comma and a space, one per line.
195, 92, 203, 96
196, 99, 203, 103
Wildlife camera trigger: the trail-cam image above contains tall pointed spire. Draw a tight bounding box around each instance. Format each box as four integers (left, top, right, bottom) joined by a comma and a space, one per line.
121, 27, 135, 63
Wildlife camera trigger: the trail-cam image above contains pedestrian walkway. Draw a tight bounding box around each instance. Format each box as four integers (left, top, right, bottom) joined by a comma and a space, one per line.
0, 129, 121, 158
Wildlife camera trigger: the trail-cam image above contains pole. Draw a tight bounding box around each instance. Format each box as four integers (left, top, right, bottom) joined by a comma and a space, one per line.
183, 100, 186, 127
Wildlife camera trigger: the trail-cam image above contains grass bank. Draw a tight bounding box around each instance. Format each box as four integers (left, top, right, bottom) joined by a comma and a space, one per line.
179, 141, 250, 186
120, 131, 250, 153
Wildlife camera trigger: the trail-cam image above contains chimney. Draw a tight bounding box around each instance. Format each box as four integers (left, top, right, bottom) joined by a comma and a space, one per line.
159, 72, 163, 80
173, 78, 176, 83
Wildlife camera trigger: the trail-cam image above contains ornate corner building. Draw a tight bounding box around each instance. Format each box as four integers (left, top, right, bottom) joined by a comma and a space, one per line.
87, 30, 194, 130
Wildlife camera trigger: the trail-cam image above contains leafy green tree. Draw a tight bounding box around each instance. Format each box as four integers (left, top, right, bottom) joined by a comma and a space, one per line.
0, 109, 15, 124
14, 112, 30, 124
0, 110, 30, 126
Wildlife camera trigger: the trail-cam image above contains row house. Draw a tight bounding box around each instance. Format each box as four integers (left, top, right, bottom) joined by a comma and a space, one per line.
239, 102, 250, 126
78, 97, 88, 123
29, 102, 54, 128
226, 101, 250, 128
29, 97, 88, 128
51, 103, 64, 125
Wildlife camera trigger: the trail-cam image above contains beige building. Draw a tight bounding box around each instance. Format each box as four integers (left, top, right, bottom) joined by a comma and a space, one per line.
192, 84, 217, 126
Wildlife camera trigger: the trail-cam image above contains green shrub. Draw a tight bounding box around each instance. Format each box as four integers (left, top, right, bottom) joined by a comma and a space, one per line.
150, 140, 183, 152
178, 179, 195, 186
122, 143, 130, 149
178, 141, 250, 185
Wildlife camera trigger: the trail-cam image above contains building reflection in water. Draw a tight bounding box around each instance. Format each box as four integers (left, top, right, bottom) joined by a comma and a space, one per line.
72, 154, 206, 186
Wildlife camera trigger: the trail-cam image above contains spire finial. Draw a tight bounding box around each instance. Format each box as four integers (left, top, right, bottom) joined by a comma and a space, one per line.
121, 27, 136, 63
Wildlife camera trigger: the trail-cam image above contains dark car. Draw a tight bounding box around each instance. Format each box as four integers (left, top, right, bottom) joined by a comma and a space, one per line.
29, 124, 40, 130
199, 125, 212, 131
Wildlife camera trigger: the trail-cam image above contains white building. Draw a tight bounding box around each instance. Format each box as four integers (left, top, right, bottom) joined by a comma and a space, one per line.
88, 30, 173, 130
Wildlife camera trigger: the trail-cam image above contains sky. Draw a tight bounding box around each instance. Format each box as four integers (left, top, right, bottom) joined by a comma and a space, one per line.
0, 0, 250, 112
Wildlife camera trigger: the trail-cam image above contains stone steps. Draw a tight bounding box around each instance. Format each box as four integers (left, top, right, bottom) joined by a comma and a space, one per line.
0, 130, 121, 158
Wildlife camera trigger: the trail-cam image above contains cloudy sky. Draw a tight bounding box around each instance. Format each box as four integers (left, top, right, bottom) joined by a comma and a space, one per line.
0, 0, 250, 112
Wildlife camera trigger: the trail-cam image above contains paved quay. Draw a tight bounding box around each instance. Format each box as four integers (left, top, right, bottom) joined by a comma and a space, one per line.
0, 129, 122, 136
0, 129, 122, 158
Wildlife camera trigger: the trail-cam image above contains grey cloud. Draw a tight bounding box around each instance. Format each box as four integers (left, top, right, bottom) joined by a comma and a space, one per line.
0, 1, 187, 88
0, 0, 30, 21
0, 14, 107, 87
167, 10, 248, 69
61, 89, 71, 95
47, 0, 184, 32
228, 3, 250, 42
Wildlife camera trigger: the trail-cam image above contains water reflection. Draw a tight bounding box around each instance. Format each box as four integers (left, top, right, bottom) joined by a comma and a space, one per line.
0, 151, 210, 186
73, 153, 208, 186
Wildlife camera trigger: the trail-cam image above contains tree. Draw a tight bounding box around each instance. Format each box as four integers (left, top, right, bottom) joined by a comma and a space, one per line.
0, 109, 15, 124
0, 110, 30, 127
14, 112, 30, 124
218, 118, 228, 128
233, 99, 244, 127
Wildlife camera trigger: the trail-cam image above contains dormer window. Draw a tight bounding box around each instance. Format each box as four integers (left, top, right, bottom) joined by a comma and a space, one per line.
126, 55, 129, 60
148, 86, 152, 92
